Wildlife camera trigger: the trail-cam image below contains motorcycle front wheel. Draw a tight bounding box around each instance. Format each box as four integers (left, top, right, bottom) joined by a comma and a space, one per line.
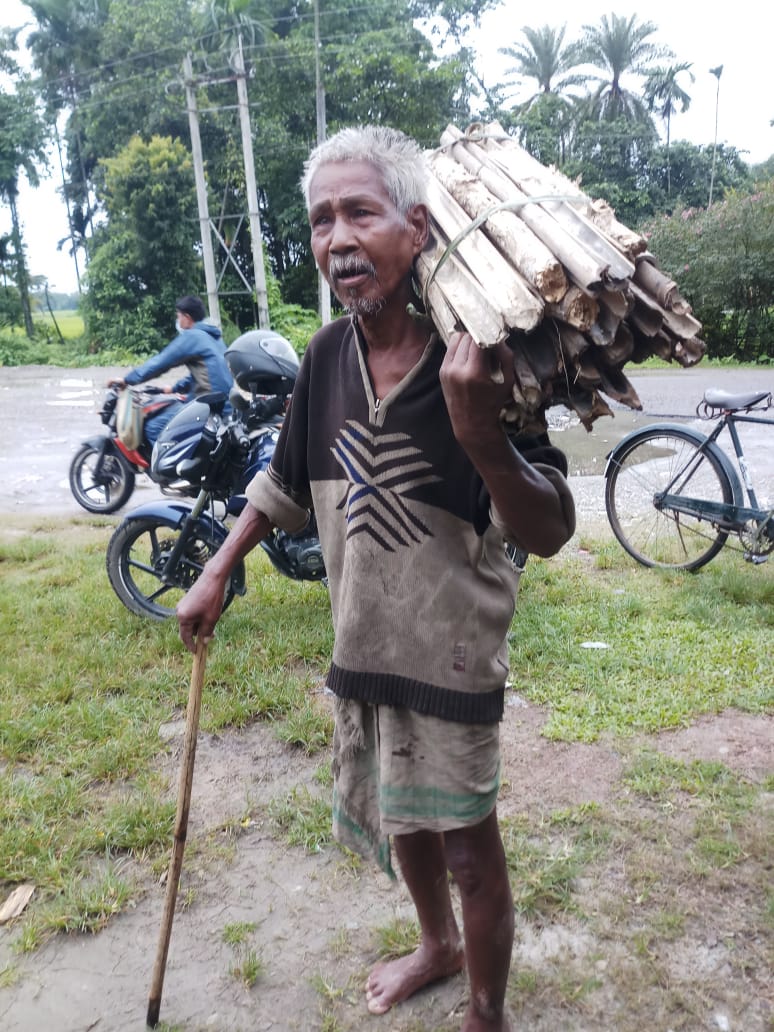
106, 517, 237, 620
69, 443, 135, 514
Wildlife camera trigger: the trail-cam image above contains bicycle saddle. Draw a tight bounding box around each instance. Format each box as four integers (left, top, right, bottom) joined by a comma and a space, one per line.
702, 388, 772, 411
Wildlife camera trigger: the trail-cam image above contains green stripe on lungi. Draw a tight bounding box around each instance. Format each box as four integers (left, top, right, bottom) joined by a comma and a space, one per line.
333, 790, 396, 878
380, 774, 499, 824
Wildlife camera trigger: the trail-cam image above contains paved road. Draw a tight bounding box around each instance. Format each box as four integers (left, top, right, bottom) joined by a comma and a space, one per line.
1, 363, 773, 521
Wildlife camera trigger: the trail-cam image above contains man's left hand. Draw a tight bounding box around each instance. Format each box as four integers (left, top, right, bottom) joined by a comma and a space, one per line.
439, 333, 514, 450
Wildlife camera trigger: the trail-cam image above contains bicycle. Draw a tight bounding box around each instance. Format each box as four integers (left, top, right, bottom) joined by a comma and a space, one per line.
604, 387, 774, 570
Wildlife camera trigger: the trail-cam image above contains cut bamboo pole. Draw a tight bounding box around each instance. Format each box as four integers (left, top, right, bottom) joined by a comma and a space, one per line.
513, 326, 563, 384
479, 122, 635, 285
587, 199, 649, 259
416, 241, 508, 346
672, 337, 705, 365
633, 256, 690, 313
545, 286, 599, 331
592, 322, 635, 367
440, 126, 613, 293
429, 150, 569, 303
424, 174, 543, 333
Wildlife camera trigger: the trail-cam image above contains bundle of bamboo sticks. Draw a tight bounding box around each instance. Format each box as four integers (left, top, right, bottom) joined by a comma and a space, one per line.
417, 122, 705, 432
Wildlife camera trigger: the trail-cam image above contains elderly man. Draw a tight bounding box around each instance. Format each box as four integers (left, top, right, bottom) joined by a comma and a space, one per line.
177, 126, 575, 1031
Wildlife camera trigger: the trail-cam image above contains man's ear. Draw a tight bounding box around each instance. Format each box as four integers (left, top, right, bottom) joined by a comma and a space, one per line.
407, 203, 429, 255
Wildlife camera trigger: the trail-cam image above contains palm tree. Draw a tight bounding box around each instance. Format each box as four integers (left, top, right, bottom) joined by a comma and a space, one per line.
500, 24, 586, 107
578, 13, 670, 122
643, 62, 694, 195
499, 24, 586, 165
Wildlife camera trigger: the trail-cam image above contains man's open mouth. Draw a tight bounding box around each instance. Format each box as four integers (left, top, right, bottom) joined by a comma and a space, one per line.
329, 256, 376, 286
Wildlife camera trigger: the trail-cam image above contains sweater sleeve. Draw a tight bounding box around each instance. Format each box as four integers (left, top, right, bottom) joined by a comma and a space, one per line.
243, 341, 315, 531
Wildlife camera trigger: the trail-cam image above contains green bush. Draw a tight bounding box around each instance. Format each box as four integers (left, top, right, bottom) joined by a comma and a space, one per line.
645, 181, 774, 361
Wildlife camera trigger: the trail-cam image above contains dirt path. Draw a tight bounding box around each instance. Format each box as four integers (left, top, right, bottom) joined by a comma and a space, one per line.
1, 697, 771, 1032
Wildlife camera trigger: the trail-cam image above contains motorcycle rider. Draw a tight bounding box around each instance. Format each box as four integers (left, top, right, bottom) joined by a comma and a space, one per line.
108, 295, 234, 445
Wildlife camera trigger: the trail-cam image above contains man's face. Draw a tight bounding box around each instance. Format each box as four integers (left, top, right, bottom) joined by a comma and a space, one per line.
307, 160, 427, 317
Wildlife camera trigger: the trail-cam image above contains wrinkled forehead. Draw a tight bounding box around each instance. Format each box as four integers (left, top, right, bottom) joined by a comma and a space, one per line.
307, 159, 391, 206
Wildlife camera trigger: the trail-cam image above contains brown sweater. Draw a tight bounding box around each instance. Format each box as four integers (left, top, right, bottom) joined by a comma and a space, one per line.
246, 316, 574, 723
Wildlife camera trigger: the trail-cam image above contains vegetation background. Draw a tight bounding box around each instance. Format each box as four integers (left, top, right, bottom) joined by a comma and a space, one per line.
1, 0, 773, 366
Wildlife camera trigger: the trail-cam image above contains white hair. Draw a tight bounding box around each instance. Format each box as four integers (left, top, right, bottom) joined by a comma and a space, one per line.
300, 125, 429, 216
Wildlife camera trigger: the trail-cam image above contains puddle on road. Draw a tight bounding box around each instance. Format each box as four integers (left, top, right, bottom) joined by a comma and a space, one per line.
546, 408, 661, 476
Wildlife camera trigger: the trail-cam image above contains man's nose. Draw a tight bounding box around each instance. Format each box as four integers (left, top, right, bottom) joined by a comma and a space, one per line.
328, 216, 357, 252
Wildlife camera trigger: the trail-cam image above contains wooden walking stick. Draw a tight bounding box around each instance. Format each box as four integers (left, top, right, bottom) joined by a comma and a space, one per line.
147, 636, 208, 1027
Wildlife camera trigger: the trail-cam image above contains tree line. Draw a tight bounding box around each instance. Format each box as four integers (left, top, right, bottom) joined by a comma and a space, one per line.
1, 1, 772, 361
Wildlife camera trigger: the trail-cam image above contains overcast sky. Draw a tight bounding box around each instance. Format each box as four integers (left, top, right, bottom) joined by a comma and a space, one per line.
3, 0, 773, 294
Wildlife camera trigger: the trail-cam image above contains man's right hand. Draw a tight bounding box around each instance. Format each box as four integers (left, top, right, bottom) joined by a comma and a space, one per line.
176, 502, 274, 652
177, 570, 228, 653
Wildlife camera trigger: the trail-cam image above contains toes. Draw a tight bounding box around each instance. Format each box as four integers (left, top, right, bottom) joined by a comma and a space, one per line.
365, 991, 391, 1016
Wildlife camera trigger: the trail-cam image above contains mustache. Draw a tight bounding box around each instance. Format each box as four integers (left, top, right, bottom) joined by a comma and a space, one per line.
328, 255, 377, 283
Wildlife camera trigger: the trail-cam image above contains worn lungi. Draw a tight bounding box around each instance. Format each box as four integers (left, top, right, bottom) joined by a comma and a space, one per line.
331, 697, 501, 877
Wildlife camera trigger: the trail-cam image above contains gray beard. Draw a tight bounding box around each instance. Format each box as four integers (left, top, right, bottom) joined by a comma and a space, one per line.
327, 255, 384, 315
342, 293, 386, 317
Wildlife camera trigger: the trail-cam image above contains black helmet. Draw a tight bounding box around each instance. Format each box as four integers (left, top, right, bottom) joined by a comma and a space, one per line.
226, 330, 299, 394
151, 398, 214, 487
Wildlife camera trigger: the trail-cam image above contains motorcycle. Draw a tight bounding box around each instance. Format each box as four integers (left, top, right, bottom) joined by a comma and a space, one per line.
69, 385, 184, 513
105, 330, 326, 621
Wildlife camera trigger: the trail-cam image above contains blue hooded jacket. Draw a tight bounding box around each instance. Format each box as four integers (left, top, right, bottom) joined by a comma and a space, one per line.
124, 321, 233, 401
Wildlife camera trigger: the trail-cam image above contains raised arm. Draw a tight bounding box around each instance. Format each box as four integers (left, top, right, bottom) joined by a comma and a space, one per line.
439, 333, 575, 558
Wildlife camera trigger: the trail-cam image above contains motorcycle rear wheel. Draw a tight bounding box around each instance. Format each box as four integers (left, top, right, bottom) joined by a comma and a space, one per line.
70, 443, 135, 513
106, 517, 236, 620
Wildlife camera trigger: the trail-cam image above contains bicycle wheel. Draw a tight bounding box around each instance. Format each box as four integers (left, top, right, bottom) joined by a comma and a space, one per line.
605, 428, 734, 570
69, 443, 135, 514
106, 517, 236, 620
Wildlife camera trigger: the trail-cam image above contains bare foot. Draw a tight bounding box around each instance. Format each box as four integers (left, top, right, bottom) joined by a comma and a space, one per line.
365, 941, 464, 1015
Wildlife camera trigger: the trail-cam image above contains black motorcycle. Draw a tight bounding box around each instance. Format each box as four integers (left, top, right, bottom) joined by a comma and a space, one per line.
105, 331, 326, 621
69, 385, 183, 513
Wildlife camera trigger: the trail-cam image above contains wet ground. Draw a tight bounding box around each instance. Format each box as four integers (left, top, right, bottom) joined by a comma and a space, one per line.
1, 363, 773, 522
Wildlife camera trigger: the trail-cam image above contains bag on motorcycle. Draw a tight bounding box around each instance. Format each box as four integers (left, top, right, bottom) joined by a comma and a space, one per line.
116, 389, 143, 449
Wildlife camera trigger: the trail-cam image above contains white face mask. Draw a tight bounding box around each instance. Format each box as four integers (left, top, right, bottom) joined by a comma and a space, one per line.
175, 317, 183, 333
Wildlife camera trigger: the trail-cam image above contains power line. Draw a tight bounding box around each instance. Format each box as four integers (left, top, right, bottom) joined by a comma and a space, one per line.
19, 10, 442, 99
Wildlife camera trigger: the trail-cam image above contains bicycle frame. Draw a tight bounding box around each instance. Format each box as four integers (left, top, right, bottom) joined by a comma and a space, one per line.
659, 408, 774, 532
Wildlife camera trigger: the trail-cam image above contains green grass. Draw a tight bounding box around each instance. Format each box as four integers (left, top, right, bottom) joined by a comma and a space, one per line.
0, 518, 334, 946
0, 515, 771, 953
35, 309, 85, 338
510, 546, 774, 741
500, 804, 609, 918
372, 917, 421, 960
267, 785, 333, 853
222, 920, 258, 946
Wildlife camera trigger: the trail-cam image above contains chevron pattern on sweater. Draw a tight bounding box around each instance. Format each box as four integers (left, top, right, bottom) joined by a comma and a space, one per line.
332, 420, 441, 551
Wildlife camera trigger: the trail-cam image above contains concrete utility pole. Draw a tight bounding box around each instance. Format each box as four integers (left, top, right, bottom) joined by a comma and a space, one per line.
708, 64, 723, 208
314, 0, 331, 325
234, 36, 270, 329
183, 53, 221, 326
